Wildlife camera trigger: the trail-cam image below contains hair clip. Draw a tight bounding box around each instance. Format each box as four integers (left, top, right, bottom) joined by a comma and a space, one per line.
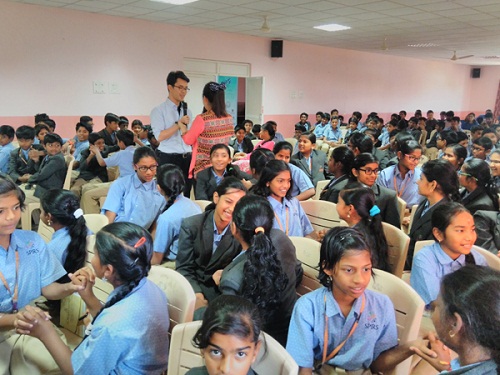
73, 208, 84, 219
254, 226, 265, 234
134, 236, 146, 248
208, 78, 230, 92
369, 205, 381, 217
339, 233, 353, 241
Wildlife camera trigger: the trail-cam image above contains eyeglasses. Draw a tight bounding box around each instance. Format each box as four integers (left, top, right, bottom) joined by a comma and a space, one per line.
405, 154, 422, 162
173, 85, 190, 92
136, 165, 158, 172
359, 168, 379, 175
458, 170, 478, 181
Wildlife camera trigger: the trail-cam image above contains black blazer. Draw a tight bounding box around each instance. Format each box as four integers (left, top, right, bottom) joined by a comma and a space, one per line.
194, 165, 252, 200
176, 210, 241, 302
474, 210, 500, 254
28, 153, 67, 198
229, 137, 254, 154
8, 145, 44, 183
97, 129, 120, 153
78, 148, 109, 182
291, 149, 328, 187
372, 148, 390, 170
219, 229, 300, 346
187, 367, 257, 375
372, 184, 401, 228
461, 187, 496, 215
407, 198, 448, 269
320, 175, 350, 203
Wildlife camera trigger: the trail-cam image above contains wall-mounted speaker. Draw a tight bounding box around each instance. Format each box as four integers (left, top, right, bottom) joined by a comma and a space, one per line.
271, 40, 283, 58
471, 68, 481, 79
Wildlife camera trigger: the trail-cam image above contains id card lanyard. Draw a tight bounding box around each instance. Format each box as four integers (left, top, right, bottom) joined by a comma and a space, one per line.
316, 292, 366, 371
0, 247, 19, 313
274, 207, 289, 235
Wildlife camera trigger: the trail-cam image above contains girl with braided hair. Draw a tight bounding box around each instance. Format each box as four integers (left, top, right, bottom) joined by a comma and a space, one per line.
215, 195, 297, 346
152, 164, 201, 264
40, 189, 89, 281
15, 222, 170, 375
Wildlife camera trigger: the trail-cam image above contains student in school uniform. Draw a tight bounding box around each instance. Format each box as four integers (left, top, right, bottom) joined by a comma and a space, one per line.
27, 133, 67, 198
291, 132, 328, 187
97, 112, 121, 153
176, 177, 247, 306
0, 125, 16, 174
229, 125, 254, 154
151, 164, 201, 265
101, 147, 165, 230
320, 147, 355, 203
15, 222, 170, 374
0, 176, 84, 374
8, 125, 44, 184
287, 227, 434, 374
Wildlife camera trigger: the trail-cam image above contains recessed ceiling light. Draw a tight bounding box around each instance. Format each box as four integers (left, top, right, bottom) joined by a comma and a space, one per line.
314, 23, 350, 32
150, 0, 198, 4
408, 43, 439, 48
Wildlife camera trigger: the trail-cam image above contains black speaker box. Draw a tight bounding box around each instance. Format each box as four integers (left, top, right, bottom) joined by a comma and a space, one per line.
271, 40, 283, 58
471, 68, 481, 79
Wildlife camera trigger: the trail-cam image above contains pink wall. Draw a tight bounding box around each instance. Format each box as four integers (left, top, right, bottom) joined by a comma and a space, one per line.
0, 0, 494, 138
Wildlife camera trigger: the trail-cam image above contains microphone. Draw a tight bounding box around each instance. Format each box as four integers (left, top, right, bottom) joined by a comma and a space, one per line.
182, 102, 188, 116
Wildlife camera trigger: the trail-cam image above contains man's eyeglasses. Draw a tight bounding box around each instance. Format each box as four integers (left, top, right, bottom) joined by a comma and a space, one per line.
358, 168, 379, 175
173, 85, 190, 92
405, 154, 422, 162
136, 165, 158, 172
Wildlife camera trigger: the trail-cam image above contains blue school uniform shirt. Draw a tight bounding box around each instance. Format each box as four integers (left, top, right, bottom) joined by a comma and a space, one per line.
410, 242, 487, 306
0, 142, 15, 173
48, 227, 92, 268
103, 145, 135, 177
286, 287, 398, 371
379, 129, 390, 147
314, 124, 328, 138
71, 278, 170, 374
102, 173, 165, 230
323, 127, 342, 142
73, 140, 89, 162
289, 163, 314, 197
0, 230, 66, 313
154, 196, 202, 260
267, 196, 314, 237
377, 164, 422, 207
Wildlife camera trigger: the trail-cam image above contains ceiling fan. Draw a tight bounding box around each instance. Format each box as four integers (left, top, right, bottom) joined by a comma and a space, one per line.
261, 16, 270, 33
451, 50, 474, 61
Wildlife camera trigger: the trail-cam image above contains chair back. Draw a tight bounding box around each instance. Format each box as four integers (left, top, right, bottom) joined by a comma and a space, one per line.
83, 214, 109, 234
368, 269, 425, 375
193, 200, 212, 212
251, 139, 260, 146
382, 222, 410, 278
313, 179, 329, 200
168, 321, 299, 375
290, 236, 321, 296
413, 240, 434, 258
406, 204, 419, 233
300, 200, 346, 232
472, 245, 500, 271
37, 217, 54, 243
63, 155, 75, 190
284, 137, 297, 148
148, 266, 196, 335
396, 196, 406, 227
85, 234, 114, 302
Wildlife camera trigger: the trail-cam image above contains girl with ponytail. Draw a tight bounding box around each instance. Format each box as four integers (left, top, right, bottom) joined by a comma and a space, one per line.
152, 164, 201, 265
410, 203, 488, 308
337, 187, 390, 272
407, 158, 461, 268
215, 195, 297, 346
16, 222, 170, 374
40, 189, 88, 281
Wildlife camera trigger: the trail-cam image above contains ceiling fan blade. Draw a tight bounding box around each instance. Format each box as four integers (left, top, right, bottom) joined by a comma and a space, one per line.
457, 55, 474, 60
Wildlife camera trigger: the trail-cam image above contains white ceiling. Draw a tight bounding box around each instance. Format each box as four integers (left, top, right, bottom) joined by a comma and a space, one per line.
8, 0, 500, 65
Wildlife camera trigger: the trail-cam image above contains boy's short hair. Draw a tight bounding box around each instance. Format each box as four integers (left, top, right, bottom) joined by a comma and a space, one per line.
252, 124, 261, 133
75, 122, 93, 133
34, 123, 50, 137
43, 133, 63, 146
15, 125, 35, 140
439, 129, 458, 145
166, 71, 190, 86
80, 115, 93, 125
234, 125, 245, 134
456, 131, 469, 143
295, 124, 307, 132
131, 119, 144, 130
42, 118, 56, 131
119, 116, 129, 126
473, 136, 493, 151
34, 113, 49, 124
116, 129, 135, 147
104, 113, 120, 124
471, 125, 483, 134
0, 125, 15, 139
452, 116, 461, 122
88, 132, 104, 145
